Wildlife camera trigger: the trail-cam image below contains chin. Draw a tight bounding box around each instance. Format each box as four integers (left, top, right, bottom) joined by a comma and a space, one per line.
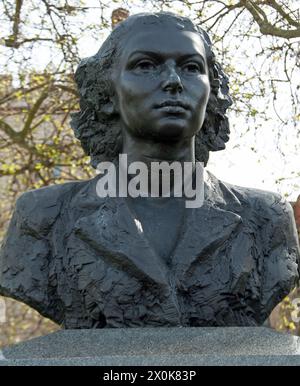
151, 119, 188, 141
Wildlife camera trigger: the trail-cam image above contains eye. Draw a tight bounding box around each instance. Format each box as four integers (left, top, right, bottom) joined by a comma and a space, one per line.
182, 62, 204, 74
134, 60, 157, 72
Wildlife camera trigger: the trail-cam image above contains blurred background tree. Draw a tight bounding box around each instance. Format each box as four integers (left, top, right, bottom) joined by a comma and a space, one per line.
0, 0, 299, 347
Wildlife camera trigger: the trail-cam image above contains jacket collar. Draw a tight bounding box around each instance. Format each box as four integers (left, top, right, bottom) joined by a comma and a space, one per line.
73, 170, 243, 287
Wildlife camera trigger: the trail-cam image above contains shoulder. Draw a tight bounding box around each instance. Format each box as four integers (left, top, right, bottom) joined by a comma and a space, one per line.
227, 183, 295, 231
207, 171, 298, 248
208, 172, 299, 313
216, 175, 299, 266
231, 183, 298, 248
0, 179, 93, 318
208, 170, 293, 221
14, 179, 91, 236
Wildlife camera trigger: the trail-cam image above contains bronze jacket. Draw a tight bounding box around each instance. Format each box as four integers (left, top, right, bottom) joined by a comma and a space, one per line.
0, 171, 299, 328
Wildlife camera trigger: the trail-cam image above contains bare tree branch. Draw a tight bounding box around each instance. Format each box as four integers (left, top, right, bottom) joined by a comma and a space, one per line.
241, 0, 300, 39
267, 0, 299, 28
12, 0, 22, 39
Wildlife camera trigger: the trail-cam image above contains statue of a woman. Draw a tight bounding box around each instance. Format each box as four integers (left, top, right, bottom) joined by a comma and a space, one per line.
0, 12, 299, 328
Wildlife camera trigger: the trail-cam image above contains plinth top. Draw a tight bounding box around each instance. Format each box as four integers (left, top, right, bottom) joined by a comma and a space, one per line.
1, 327, 300, 366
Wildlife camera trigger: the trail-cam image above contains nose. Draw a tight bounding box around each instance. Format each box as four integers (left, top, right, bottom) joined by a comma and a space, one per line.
161, 64, 183, 94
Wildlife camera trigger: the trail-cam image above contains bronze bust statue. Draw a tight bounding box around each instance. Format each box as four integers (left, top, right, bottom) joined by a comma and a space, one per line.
0, 12, 299, 328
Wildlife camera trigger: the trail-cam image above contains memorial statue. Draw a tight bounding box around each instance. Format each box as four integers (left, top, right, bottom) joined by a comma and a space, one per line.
0, 12, 299, 328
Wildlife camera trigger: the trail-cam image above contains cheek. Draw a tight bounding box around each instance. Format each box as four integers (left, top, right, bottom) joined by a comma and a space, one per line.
190, 78, 211, 107
118, 74, 156, 106
188, 80, 210, 131
117, 75, 155, 127
203, 80, 211, 104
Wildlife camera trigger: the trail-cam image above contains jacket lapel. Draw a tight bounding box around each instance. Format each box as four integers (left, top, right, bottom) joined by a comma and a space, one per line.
73, 194, 170, 286
171, 203, 242, 277
72, 171, 243, 287
171, 171, 243, 277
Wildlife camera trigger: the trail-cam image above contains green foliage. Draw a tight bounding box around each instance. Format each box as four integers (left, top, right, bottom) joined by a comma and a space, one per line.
270, 288, 300, 336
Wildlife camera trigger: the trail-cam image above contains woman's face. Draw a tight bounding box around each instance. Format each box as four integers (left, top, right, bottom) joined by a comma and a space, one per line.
112, 22, 211, 142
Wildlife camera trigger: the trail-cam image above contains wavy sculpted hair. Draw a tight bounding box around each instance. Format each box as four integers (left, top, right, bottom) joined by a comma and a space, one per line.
70, 12, 232, 168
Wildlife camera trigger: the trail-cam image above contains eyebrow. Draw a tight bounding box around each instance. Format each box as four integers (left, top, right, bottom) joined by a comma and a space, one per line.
127, 50, 206, 63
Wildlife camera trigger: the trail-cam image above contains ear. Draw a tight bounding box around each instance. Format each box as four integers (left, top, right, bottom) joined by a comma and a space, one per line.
101, 96, 119, 116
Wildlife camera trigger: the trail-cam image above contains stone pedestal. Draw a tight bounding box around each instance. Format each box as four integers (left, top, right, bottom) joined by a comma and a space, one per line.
1, 327, 300, 366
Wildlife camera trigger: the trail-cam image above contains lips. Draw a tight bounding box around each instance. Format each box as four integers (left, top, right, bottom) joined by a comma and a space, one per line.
155, 100, 190, 110
155, 100, 190, 115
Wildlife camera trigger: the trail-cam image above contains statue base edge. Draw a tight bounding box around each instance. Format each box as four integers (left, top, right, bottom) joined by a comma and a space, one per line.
1, 327, 300, 366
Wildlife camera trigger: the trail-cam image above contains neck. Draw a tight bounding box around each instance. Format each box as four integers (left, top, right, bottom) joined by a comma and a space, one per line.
121, 131, 195, 168
120, 131, 196, 197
